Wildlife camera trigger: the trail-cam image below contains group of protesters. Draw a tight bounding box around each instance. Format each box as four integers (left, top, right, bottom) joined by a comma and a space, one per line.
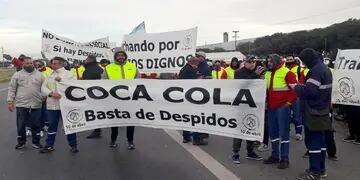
7, 47, 360, 180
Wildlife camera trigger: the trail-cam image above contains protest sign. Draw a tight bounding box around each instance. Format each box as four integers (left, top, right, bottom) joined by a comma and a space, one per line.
332, 49, 360, 106
122, 28, 197, 73
58, 79, 265, 141
42, 29, 113, 62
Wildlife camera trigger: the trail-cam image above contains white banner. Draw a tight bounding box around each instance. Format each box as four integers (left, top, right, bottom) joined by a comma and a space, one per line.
206, 52, 246, 63
122, 28, 197, 73
332, 49, 360, 106
41, 29, 113, 62
58, 79, 265, 141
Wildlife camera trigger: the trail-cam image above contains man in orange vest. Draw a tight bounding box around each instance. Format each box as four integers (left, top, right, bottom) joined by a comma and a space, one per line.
263, 54, 298, 169
212, 60, 227, 79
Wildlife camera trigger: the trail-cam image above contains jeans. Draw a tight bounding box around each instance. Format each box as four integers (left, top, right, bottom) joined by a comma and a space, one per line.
233, 139, 254, 154
290, 99, 303, 134
45, 110, 77, 147
268, 105, 290, 160
40, 102, 47, 128
16, 107, 41, 144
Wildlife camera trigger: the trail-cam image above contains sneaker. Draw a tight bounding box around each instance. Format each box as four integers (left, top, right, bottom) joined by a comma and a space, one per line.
246, 152, 263, 160
296, 134, 303, 141
353, 139, 360, 145
32, 144, 43, 149
182, 138, 191, 143
70, 145, 79, 153
39, 146, 55, 153
305, 169, 327, 178
86, 131, 101, 139
297, 171, 322, 180
257, 144, 269, 152
278, 160, 289, 169
263, 156, 280, 164
334, 114, 344, 121
15, 143, 25, 149
192, 139, 208, 146
232, 154, 241, 164
343, 136, 356, 142
109, 141, 118, 148
302, 151, 310, 158
328, 155, 339, 161
40, 131, 44, 137
320, 171, 327, 178
26, 129, 32, 137
127, 142, 136, 150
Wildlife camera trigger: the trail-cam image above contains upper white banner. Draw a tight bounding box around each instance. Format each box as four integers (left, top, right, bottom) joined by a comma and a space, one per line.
58, 79, 266, 141
122, 28, 197, 73
332, 49, 360, 106
41, 29, 113, 62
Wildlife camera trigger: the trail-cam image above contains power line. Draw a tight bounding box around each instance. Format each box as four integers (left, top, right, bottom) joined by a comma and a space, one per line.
271, 3, 360, 25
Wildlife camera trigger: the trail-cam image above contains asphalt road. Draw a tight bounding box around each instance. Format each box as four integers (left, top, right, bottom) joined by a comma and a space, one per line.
0, 82, 359, 180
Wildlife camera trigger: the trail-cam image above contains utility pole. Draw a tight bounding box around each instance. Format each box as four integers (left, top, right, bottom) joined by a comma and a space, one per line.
232, 31, 239, 50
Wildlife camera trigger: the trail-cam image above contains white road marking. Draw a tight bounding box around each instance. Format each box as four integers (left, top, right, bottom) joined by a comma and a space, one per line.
164, 129, 241, 180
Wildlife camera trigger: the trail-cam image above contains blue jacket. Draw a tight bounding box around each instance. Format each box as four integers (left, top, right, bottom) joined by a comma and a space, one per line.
295, 60, 332, 110
197, 60, 211, 77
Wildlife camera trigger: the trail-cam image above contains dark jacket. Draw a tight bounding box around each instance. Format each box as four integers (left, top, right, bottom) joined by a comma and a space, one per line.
295, 60, 332, 110
179, 64, 198, 79
295, 49, 332, 110
234, 67, 260, 79
83, 62, 104, 80
197, 60, 211, 77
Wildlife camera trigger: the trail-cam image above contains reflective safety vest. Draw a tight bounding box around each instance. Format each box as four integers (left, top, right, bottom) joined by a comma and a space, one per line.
212, 68, 226, 79
224, 67, 235, 79
289, 65, 301, 80
265, 65, 290, 91
70, 66, 85, 79
41, 67, 53, 77
105, 61, 137, 80
303, 68, 309, 77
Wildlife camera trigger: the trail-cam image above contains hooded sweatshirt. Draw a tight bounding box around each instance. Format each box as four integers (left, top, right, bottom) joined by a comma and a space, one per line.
83, 61, 104, 80
265, 54, 298, 110
294, 48, 332, 110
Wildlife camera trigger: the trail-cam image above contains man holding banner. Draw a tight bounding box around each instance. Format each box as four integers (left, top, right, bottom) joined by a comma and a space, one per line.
179, 57, 209, 146
103, 51, 140, 149
40, 57, 79, 154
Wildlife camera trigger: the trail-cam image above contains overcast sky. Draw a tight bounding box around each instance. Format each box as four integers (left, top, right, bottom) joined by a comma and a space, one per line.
1, 0, 360, 57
